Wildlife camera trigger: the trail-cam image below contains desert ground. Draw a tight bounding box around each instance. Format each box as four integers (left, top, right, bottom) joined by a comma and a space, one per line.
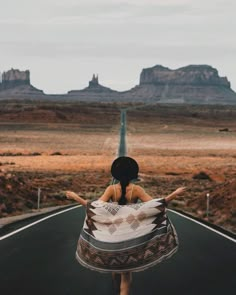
0, 101, 236, 233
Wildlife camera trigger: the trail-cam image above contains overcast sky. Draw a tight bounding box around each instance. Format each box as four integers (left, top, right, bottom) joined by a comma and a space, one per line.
0, 0, 235, 94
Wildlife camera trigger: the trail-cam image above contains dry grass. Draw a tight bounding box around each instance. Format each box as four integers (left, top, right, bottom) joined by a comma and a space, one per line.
0, 102, 236, 232
0, 123, 119, 172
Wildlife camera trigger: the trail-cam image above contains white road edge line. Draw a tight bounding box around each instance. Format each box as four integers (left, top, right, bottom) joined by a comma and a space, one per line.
168, 209, 236, 243
0, 205, 81, 241
1, 205, 235, 243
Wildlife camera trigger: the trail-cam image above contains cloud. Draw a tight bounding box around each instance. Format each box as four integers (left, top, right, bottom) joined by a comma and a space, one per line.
0, 0, 235, 92
0, 0, 235, 28
1, 40, 235, 62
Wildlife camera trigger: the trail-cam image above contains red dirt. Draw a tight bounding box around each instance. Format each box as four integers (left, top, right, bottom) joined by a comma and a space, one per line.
0, 102, 235, 233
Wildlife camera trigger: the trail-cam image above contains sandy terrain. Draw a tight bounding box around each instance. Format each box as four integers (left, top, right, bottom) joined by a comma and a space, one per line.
0, 125, 118, 171
0, 102, 235, 233
126, 107, 236, 233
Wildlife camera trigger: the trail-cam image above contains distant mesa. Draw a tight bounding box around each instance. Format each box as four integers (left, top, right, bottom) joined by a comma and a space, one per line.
0, 68, 44, 95
89, 74, 99, 88
88, 74, 100, 89
125, 64, 236, 104
139, 65, 230, 87
68, 74, 118, 95
0, 65, 236, 104
2, 68, 30, 89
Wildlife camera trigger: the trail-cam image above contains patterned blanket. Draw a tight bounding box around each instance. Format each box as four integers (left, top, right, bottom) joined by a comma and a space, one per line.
76, 198, 178, 273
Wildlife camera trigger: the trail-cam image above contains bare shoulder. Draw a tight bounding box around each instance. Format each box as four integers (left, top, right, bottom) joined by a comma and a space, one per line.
133, 184, 145, 192
106, 184, 114, 191
133, 185, 153, 202
105, 185, 115, 195
99, 185, 113, 202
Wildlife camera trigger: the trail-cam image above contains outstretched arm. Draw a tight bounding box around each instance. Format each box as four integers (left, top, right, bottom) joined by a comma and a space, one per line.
135, 185, 186, 204
165, 187, 186, 204
66, 191, 88, 206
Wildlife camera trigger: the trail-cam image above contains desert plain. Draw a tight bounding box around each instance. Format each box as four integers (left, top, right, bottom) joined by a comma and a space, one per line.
0, 101, 236, 233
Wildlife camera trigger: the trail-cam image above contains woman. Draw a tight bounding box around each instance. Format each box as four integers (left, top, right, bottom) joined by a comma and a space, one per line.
66, 156, 186, 295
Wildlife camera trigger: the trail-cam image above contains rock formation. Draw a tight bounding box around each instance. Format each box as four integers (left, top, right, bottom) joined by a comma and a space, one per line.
124, 65, 236, 104
67, 74, 120, 101
1, 69, 30, 89
0, 65, 236, 104
140, 65, 230, 87
69, 74, 118, 94
89, 74, 99, 88
0, 68, 44, 96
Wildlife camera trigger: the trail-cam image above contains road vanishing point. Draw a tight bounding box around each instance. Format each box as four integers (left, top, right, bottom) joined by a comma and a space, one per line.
0, 109, 235, 295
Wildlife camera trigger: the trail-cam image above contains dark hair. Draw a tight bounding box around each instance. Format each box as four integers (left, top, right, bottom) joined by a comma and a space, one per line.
119, 177, 130, 205
111, 157, 139, 205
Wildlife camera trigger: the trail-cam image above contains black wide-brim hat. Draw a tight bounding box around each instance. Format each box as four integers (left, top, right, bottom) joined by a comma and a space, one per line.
111, 156, 139, 181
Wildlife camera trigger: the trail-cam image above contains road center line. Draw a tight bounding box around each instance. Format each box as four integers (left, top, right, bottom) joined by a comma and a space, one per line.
168, 209, 236, 243
0, 205, 81, 241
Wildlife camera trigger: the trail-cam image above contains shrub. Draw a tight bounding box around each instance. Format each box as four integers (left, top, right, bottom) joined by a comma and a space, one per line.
193, 171, 212, 181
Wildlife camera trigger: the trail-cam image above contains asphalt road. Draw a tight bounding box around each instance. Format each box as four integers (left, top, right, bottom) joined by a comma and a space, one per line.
0, 206, 235, 295
118, 109, 127, 157
0, 109, 235, 294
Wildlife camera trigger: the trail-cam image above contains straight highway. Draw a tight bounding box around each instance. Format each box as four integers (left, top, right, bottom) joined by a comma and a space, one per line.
0, 109, 235, 294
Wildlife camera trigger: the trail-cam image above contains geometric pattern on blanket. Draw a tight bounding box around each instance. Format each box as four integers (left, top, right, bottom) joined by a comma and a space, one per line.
76, 198, 179, 273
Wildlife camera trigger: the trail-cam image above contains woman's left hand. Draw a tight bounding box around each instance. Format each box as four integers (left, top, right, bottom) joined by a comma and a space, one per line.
174, 187, 187, 195
66, 191, 78, 200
